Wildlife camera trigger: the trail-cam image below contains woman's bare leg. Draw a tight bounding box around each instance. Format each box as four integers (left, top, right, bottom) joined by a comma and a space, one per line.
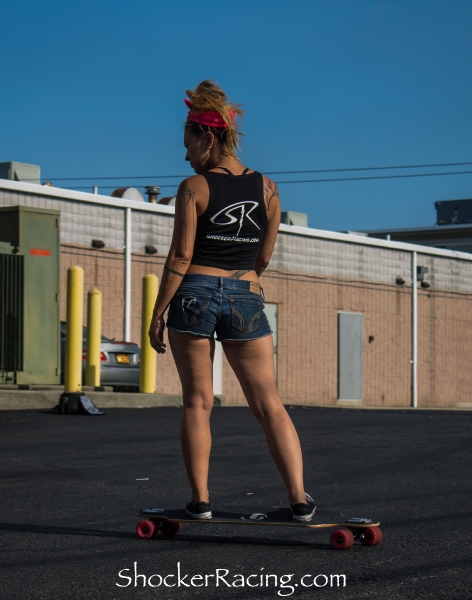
168, 329, 215, 503
223, 335, 307, 505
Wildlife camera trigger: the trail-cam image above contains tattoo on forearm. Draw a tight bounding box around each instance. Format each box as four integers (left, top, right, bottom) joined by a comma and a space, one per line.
176, 180, 196, 251
263, 180, 280, 212
230, 270, 251, 279
165, 265, 185, 277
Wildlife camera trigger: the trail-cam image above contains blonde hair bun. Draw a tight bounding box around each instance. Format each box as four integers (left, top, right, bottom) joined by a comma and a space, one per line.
185, 80, 244, 156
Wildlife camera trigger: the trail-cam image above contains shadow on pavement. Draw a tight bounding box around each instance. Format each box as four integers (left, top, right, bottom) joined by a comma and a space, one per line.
0, 520, 331, 549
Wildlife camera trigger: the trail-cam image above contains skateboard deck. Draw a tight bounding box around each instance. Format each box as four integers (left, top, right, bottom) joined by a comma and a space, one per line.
136, 507, 382, 550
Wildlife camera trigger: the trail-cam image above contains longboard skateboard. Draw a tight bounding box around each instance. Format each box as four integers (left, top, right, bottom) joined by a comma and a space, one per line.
136, 507, 382, 550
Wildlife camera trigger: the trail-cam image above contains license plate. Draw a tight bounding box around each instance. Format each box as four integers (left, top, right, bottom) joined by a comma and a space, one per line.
116, 354, 130, 364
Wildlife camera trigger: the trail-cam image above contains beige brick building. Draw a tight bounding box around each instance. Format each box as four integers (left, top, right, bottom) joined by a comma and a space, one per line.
2, 178, 472, 409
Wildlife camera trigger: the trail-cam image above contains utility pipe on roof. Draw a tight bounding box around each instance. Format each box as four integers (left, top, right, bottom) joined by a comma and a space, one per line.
125, 208, 132, 342
411, 251, 418, 408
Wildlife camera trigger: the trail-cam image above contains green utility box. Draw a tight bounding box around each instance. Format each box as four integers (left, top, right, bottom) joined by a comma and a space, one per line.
0, 206, 60, 384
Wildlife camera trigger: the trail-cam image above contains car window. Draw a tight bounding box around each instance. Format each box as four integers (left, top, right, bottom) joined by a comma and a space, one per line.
60, 322, 111, 341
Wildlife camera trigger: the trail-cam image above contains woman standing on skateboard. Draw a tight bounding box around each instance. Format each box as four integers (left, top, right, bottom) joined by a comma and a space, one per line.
149, 80, 315, 522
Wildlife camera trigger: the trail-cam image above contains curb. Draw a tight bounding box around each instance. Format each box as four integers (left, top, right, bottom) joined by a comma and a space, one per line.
0, 390, 225, 410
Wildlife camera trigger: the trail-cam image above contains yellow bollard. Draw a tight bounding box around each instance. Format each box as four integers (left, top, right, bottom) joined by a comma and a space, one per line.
85, 289, 102, 387
140, 274, 158, 393
64, 266, 84, 392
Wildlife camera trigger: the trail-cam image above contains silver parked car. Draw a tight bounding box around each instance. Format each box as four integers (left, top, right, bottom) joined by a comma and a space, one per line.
60, 322, 140, 390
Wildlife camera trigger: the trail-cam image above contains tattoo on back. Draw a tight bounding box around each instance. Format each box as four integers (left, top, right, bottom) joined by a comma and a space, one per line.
263, 179, 279, 212
165, 265, 185, 278
229, 270, 251, 279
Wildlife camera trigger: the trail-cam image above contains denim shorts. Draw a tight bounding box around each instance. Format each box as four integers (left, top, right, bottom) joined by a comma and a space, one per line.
166, 274, 272, 342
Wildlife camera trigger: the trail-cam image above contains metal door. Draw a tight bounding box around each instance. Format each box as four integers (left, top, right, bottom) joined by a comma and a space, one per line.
338, 312, 363, 400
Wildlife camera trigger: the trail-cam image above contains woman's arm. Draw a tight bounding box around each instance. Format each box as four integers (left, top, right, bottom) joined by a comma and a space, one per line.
255, 177, 281, 277
148, 178, 199, 353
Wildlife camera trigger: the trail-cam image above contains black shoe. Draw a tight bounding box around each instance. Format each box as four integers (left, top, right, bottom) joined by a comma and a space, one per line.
185, 500, 212, 519
291, 493, 316, 522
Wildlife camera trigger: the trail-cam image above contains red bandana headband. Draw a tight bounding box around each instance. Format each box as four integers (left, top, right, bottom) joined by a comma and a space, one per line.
185, 98, 235, 129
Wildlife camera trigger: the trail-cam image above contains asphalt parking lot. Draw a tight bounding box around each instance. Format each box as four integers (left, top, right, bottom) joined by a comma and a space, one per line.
1, 405, 471, 600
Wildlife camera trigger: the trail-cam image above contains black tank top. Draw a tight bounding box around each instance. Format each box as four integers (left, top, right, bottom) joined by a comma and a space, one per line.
191, 169, 268, 270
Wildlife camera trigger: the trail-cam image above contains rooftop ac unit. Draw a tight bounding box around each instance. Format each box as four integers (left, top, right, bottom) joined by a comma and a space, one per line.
280, 211, 308, 227
0, 162, 40, 184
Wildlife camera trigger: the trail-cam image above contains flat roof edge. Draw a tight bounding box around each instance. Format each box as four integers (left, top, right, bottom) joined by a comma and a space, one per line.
0, 178, 175, 216
362, 224, 472, 234
278, 224, 472, 261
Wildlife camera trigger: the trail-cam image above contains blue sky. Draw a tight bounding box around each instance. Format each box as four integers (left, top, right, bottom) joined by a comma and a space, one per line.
1, 0, 471, 232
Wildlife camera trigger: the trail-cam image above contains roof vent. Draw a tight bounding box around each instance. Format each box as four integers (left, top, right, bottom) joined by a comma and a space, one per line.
145, 186, 161, 203
158, 196, 176, 206
111, 187, 144, 202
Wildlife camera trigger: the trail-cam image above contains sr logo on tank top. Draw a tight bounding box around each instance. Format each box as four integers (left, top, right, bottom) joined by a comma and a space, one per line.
210, 201, 261, 237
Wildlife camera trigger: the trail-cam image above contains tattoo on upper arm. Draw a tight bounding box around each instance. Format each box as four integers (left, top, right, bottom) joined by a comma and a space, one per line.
263, 180, 280, 212
176, 180, 196, 251
165, 265, 185, 278
229, 270, 251, 279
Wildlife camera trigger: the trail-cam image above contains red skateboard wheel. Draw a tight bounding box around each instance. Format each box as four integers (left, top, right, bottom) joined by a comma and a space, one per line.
161, 521, 181, 535
136, 519, 158, 539
360, 526, 382, 546
330, 529, 354, 550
